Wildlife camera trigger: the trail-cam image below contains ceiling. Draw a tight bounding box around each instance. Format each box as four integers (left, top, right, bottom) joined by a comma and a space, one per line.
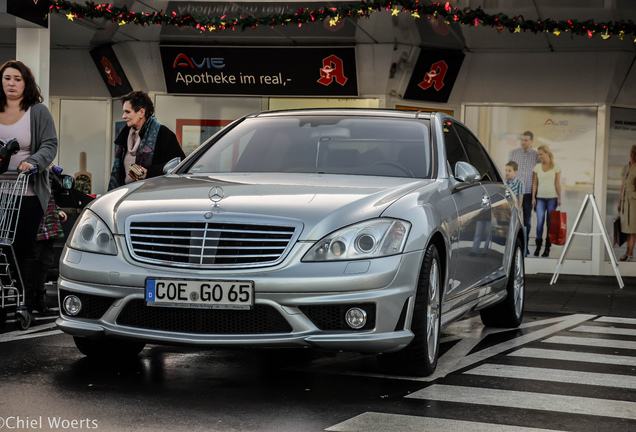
29, 0, 636, 54
0, 1, 633, 56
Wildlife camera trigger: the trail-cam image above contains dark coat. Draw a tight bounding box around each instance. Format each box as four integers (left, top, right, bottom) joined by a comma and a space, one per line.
111, 123, 185, 188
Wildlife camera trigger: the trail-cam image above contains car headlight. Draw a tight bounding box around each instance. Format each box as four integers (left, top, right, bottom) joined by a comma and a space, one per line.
303, 219, 411, 262
68, 209, 118, 255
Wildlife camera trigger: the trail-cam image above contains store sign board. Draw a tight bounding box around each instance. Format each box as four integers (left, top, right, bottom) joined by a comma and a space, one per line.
3, 0, 48, 27
90, 46, 133, 97
160, 46, 358, 96
403, 50, 465, 103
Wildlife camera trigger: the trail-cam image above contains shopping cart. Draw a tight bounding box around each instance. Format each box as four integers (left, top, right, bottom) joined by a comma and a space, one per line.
0, 167, 37, 330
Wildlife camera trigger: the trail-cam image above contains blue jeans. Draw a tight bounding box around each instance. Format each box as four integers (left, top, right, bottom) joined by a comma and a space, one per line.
535, 197, 558, 241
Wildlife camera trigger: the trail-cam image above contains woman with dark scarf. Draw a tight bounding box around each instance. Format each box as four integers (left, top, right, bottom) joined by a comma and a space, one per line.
108, 90, 185, 190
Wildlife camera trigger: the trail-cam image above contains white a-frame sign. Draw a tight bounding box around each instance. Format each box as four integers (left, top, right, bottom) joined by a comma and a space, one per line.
550, 194, 624, 289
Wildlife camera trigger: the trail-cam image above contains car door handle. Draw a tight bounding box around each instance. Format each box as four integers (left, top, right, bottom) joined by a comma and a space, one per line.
482, 195, 490, 207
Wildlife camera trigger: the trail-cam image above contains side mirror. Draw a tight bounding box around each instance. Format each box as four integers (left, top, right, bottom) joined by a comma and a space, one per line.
61, 174, 75, 190
454, 161, 481, 184
163, 157, 182, 174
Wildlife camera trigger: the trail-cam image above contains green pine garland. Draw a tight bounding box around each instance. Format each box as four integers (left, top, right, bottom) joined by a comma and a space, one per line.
48, 0, 636, 39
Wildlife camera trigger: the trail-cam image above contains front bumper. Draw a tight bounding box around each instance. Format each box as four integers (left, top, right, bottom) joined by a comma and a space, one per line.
57, 245, 424, 354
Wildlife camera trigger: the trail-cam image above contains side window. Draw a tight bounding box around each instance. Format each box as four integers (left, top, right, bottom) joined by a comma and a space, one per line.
442, 120, 468, 175
454, 123, 501, 182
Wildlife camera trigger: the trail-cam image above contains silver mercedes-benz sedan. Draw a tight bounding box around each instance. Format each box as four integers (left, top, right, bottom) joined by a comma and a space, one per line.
57, 109, 525, 376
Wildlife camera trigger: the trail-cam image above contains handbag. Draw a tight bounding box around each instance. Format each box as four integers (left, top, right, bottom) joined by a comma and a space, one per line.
614, 216, 627, 247
548, 210, 567, 246
0, 138, 19, 174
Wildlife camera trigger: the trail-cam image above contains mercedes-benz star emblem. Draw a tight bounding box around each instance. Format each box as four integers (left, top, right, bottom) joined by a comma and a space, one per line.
208, 186, 225, 207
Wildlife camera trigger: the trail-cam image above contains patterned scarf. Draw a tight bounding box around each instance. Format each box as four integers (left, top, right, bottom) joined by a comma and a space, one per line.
108, 115, 162, 190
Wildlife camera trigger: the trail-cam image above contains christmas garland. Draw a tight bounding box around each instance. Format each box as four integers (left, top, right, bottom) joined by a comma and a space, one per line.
49, 0, 636, 40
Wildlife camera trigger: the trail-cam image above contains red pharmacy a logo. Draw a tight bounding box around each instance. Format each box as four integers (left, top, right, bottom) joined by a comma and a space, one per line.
317, 55, 348, 86
418, 60, 448, 92
102, 57, 122, 86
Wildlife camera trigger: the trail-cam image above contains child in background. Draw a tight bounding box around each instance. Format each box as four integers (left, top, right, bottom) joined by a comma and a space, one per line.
505, 161, 525, 210
35, 164, 67, 313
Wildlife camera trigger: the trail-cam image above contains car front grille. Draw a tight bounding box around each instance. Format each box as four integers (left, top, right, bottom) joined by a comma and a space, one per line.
128, 221, 298, 268
59, 289, 115, 319
116, 299, 293, 334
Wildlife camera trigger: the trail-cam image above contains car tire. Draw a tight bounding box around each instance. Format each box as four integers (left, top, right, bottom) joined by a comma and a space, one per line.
480, 236, 525, 328
74, 337, 146, 360
379, 244, 441, 377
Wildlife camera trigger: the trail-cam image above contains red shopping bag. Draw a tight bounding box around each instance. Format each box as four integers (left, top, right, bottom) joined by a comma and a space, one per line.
548, 210, 567, 245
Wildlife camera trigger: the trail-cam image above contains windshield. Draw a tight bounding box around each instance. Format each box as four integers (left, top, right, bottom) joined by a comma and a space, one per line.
187, 115, 432, 178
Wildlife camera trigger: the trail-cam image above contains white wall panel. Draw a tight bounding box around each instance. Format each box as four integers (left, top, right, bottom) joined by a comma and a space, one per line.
459, 51, 631, 105
58, 99, 110, 195
50, 49, 110, 98
114, 42, 166, 93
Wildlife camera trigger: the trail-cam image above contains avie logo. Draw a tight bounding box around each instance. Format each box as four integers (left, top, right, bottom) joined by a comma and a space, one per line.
173, 53, 225, 69
545, 119, 569, 126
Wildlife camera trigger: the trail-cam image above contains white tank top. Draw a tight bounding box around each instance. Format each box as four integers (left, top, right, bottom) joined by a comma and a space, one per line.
0, 108, 33, 195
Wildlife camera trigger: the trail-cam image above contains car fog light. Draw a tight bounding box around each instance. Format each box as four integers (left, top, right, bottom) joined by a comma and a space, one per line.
63, 295, 82, 316
345, 307, 367, 329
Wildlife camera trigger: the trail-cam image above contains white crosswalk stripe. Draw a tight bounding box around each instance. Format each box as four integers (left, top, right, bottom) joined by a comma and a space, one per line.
0, 320, 62, 342
327, 313, 636, 431
466, 364, 636, 389
326, 412, 559, 432
509, 347, 636, 366
543, 335, 636, 350
406, 384, 636, 420
595, 316, 636, 325
0, 328, 62, 342
572, 325, 636, 337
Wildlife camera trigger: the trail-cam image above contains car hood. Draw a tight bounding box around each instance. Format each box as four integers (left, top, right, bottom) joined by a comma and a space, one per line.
90, 173, 435, 240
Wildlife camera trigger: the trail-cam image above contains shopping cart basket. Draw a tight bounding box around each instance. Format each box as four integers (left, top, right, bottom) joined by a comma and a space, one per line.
0, 167, 37, 330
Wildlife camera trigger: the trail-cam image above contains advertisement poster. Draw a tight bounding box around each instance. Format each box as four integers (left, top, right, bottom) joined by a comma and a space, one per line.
465, 106, 597, 260
5, 0, 48, 27
160, 46, 358, 96
607, 107, 636, 262
90, 46, 133, 97
403, 49, 465, 103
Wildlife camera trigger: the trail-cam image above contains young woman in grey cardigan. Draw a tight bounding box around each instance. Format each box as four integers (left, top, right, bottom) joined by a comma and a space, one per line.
0, 60, 57, 312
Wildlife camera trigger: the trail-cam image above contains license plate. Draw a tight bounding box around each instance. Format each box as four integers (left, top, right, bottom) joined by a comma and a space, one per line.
145, 278, 254, 310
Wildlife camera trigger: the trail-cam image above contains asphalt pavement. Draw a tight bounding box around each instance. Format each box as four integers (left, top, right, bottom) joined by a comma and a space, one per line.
4, 273, 632, 432
525, 272, 636, 318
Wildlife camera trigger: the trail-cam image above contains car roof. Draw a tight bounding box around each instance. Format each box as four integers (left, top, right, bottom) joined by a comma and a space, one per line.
246, 108, 447, 121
